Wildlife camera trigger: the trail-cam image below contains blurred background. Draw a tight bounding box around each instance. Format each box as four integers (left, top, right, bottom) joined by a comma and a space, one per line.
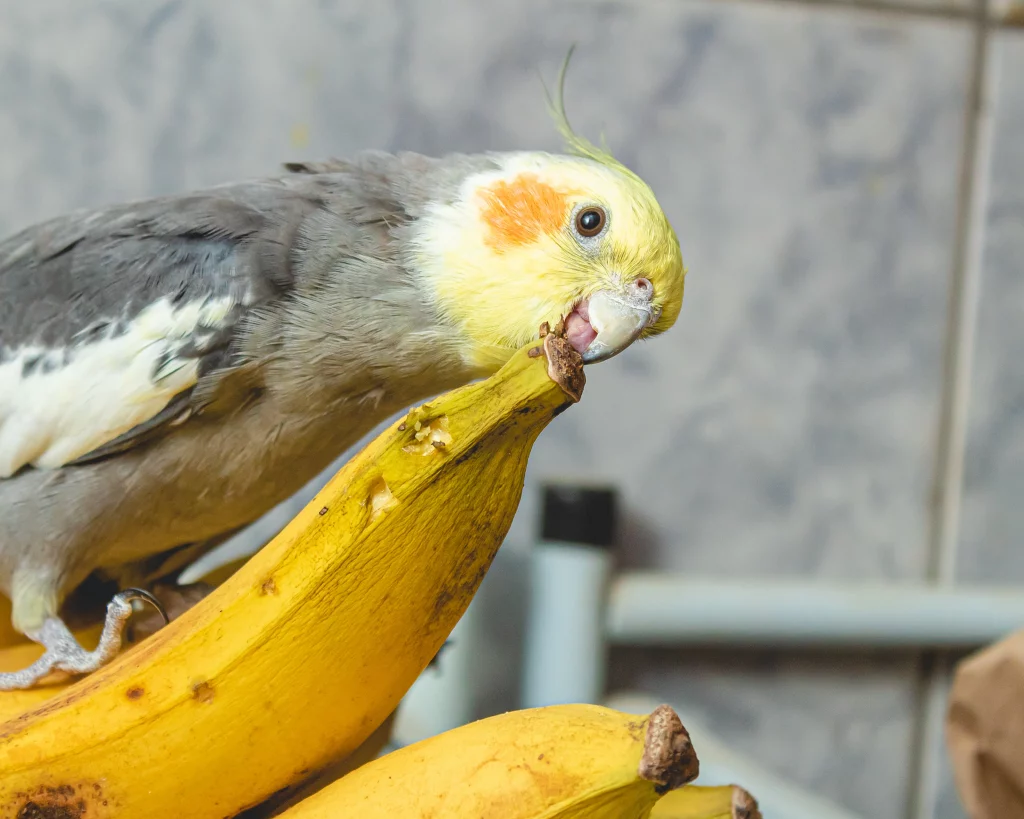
1, 1, 1022, 817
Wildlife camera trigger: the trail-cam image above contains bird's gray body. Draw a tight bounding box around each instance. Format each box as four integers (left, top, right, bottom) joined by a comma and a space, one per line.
0, 150, 497, 626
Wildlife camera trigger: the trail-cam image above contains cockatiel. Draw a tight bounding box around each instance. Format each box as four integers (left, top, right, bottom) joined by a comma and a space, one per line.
0, 70, 686, 689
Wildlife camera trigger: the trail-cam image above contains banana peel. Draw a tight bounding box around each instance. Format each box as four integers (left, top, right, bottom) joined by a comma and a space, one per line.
651, 785, 762, 819
0, 628, 400, 819
238, 709, 399, 819
0, 334, 585, 819
0, 615, 398, 819
274, 703, 699, 819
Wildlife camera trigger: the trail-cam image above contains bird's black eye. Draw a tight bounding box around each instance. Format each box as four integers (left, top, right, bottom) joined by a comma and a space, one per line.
575, 206, 606, 238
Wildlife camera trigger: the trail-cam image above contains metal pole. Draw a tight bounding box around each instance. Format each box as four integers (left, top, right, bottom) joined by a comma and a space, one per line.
607, 574, 1024, 648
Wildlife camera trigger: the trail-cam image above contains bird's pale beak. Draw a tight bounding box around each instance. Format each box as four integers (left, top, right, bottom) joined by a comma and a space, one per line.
565, 278, 658, 364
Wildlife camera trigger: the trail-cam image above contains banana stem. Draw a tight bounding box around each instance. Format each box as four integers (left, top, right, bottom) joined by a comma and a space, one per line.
639, 704, 700, 794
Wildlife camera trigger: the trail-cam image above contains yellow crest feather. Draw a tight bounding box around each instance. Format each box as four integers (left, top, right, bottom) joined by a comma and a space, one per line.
542, 45, 643, 185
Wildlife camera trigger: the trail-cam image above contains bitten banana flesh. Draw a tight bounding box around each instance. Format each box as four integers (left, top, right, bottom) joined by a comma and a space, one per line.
276, 703, 699, 819
0, 334, 585, 819
651, 784, 762, 819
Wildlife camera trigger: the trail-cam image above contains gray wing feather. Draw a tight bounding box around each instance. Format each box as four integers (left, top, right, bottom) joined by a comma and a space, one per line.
0, 177, 331, 469
0, 181, 324, 351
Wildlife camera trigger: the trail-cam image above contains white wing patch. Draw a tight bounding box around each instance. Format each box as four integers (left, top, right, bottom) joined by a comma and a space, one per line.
0, 295, 235, 477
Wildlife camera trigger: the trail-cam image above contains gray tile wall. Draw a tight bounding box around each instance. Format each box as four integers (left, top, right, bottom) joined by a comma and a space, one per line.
0, 2, 1019, 817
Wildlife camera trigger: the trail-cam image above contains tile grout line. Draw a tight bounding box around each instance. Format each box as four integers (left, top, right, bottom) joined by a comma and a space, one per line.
906, 0, 1000, 816
784, 0, 1024, 30
585, 0, 1024, 31
926, 4, 998, 589
786, 0, 977, 25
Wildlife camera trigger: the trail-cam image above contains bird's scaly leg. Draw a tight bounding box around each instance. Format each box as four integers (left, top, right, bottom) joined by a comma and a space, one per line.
0, 588, 167, 691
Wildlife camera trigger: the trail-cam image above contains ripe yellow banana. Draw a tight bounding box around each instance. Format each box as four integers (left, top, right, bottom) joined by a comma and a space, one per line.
651, 784, 762, 819
0, 334, 585, 819
274, 703, 699, 819
0, 625, 401, 817
239, 708, 399, 819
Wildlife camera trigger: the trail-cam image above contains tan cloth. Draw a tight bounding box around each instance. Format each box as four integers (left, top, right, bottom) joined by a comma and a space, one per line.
947, 629, 1024, 818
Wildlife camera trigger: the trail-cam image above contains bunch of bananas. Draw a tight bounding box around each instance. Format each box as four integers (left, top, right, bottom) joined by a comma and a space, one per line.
0, 333, 759, 819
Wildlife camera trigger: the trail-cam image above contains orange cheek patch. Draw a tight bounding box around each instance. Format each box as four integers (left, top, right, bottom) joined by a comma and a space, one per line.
477, 174, 571, 251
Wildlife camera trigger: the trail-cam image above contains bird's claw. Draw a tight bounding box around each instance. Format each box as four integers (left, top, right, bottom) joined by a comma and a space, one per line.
0, 587, 167, 690
117, 587, 169, 626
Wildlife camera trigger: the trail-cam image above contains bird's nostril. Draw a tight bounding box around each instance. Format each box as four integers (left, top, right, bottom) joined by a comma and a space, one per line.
631, 277, 653, 299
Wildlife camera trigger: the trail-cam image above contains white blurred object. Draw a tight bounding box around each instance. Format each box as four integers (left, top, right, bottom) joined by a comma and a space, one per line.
521, 540, 611, 707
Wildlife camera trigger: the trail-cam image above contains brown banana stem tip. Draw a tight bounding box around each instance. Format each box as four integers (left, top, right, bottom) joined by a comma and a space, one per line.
638, 705, 699, 795
542, 333, 585, 403
732, 785, 762, 819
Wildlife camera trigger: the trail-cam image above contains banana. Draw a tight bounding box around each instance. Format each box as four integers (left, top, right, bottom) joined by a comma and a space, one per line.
274, 703, 699, 819
0, 637, 400, 817
239, 709, 399, 819
651, 784, 762, 819
0, 630, 101, 718
0, 334, 585, 819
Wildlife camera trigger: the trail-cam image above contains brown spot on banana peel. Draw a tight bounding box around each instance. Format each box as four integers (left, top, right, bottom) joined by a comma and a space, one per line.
733, 785, 762, 819
432, 549, 485, 620
638, 704, 699, 795
12, 784, 99, 819
16, 801, 83, 819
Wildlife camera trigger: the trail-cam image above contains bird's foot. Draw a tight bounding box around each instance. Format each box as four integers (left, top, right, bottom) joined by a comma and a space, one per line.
0, 588, 167, 691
